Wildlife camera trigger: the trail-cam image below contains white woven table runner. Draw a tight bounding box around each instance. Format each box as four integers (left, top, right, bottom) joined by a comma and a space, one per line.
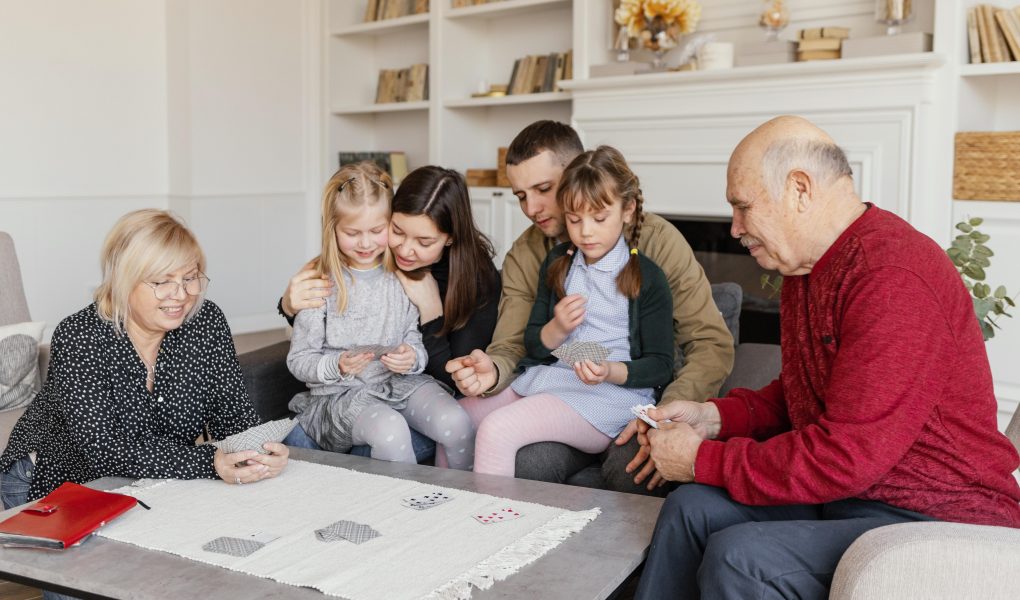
98, 460, 599, 600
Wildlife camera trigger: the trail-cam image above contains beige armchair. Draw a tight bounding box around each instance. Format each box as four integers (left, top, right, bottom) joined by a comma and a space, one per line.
831, 406, 1020, 599
0, 231, 50, 450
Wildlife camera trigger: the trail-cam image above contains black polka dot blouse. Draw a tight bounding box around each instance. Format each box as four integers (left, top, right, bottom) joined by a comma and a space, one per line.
0, 300, 260, 501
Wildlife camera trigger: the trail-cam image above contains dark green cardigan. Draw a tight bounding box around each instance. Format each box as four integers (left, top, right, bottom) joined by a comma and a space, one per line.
518, 242, 675, 389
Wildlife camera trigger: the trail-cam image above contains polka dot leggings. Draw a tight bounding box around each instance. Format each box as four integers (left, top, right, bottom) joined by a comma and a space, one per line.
351, 381, 475, 470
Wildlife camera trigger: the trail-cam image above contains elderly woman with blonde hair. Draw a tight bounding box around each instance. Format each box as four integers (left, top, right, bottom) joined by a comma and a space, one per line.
0, 209, 288, 508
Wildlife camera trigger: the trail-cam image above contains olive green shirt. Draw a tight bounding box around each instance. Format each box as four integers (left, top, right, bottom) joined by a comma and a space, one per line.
486, 212, 735, 405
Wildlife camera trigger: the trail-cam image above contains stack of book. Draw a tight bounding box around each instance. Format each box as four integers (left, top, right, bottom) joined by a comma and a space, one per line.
968, 5, 1020, 64
364, 0, 429, 22
507, 51, 572, 95
375, 64, 429, 104
796, 27, 849, 62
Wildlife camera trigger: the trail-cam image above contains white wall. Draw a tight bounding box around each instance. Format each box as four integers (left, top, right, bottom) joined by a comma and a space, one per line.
0, 0, 317, 337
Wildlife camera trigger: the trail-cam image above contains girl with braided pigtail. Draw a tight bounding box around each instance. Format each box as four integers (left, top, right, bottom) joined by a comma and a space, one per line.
464, 146, 675, 477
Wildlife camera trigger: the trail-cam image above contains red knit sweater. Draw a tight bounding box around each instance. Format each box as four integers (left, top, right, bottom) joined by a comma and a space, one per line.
695, 205, 1020, 527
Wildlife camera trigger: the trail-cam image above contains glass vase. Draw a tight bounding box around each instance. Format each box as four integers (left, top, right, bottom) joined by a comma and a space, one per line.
759, 1, 790, 42
875, 0, 913, 35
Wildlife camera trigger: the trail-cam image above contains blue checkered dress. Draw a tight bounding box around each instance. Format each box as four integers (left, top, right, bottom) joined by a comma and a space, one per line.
512, 236, 655, 437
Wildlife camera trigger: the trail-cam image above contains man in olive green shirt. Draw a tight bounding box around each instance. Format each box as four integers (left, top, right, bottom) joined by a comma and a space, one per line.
447, 121, 734, 494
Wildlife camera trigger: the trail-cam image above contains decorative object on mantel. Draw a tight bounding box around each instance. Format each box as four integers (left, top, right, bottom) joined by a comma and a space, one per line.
841, 31, 932, 59
696, 42, 734, 70
953, 131, 1020, 202
759, 0, 790, 41
874, 0, 912, 36
615, 0, 703, 71
796, 27, 848, 61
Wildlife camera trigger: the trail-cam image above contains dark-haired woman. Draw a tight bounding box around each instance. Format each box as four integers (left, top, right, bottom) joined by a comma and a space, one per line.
387, 166, 501, 390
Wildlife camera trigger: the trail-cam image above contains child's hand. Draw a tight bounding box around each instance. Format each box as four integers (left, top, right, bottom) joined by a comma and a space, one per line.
552, 294, 586, 335
380, 344, 416, 374
542, 294, 586, 349
574, 359, 610, 385
339, 351, 373, 377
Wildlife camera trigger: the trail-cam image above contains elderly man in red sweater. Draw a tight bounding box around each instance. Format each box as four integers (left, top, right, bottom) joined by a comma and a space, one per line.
632, 116, 1020, 600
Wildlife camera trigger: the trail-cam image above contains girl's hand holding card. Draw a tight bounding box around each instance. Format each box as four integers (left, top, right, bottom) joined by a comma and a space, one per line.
380, 343, 416, 374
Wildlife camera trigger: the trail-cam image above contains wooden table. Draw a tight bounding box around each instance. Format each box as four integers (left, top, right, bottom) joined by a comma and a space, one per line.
0, 448, 664, 599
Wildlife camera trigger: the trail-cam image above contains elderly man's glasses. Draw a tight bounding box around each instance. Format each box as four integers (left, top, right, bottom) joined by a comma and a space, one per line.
143, 274, 210, 300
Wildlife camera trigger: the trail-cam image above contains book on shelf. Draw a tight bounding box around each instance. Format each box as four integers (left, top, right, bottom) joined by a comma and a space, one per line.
797, 50, 841, 61
338, 151, 409, 186
968, 4, 1020, 64
797, 37, 843, 52
414, 0, 429, 14
506, 51, 571, 94
800, 27, 850, 40
531, 55, 549, 94
0, 482, 138, 550
365, 0, 380, 22
375, 64, 428, 103
969, 8, 983, 64
995, 8, 1020, 60
497, 147, 510, 187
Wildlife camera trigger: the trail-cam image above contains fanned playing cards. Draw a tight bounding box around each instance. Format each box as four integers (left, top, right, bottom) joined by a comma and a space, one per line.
346, 344, 400, 357
212, 417, 297, 454
552, 341, 610, 365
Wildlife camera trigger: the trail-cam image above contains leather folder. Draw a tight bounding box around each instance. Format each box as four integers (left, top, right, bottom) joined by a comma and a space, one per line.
0, 482, 138, 549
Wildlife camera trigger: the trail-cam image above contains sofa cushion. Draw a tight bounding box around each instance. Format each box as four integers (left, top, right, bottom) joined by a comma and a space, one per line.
0, 321, 44, 412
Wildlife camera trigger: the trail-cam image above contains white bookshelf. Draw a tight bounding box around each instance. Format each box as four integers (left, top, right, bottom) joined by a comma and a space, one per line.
323, 0, 573, 180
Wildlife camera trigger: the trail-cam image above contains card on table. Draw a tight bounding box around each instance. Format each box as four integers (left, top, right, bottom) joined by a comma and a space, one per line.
472, 507, 523, 525
401, 491, 453, 510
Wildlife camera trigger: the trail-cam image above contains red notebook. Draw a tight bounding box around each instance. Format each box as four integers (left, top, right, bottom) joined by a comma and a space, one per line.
0, 482, 138, 549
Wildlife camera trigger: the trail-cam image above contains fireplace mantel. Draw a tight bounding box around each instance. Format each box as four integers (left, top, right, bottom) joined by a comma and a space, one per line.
559, 53, 949, 240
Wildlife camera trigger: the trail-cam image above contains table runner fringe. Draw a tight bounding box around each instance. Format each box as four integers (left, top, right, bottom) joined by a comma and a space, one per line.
421, 507, 601, 600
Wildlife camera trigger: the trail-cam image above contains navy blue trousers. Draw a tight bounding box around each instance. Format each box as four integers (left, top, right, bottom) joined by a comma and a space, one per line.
635, 484, 933, 600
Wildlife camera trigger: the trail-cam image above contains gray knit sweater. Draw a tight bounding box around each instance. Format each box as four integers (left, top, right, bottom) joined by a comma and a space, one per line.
287, 265, 432, 452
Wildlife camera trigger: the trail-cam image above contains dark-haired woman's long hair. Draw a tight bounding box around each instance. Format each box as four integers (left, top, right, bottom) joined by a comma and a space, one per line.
391, 166, 499, 336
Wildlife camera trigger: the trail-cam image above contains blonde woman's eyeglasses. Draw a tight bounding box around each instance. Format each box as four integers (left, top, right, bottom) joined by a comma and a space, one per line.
143, 274, 210, 300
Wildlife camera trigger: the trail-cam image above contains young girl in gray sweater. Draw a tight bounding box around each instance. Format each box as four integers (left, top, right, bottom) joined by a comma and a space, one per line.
286, 162, 474, 470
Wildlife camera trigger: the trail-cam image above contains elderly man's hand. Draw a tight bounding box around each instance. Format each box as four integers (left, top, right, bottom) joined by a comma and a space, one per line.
647, 400, 722, 440
647, 422, 703, 483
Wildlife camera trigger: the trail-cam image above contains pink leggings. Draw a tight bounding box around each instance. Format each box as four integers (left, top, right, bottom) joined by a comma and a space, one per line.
458, 388, 612, 477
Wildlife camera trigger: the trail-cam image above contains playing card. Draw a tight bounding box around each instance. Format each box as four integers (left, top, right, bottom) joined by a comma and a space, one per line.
552, 341, 610, 365
472, 507, 523, 525
346, 344, 400, 357
630, 403, 659, 429
315, 520, 381, 544
212, 417, 297, 454
202, 536, 265, 557
401, 491, 452, 510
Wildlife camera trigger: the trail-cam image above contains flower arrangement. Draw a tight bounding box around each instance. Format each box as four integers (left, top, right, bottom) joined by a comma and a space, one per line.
615, 0, 703, 52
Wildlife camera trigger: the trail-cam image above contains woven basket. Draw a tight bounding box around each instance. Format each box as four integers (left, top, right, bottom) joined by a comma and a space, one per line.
953, 131, 1020, 201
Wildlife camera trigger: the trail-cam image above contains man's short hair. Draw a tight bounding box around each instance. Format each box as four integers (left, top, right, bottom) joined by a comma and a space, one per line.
506, 120, 584, 167
761, 139, 853, 201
